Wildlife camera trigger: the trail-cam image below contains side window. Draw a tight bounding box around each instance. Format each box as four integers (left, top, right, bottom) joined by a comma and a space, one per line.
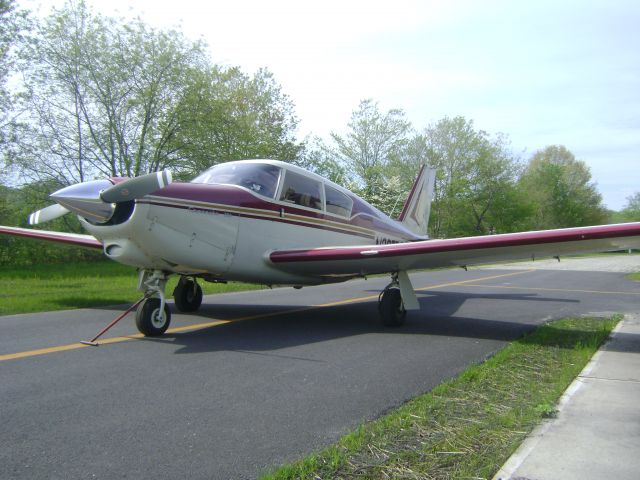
279, 171, 322, 210
325, 185, 353, 217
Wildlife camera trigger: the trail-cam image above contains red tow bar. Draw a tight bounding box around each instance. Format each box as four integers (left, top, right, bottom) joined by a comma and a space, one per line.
80, 295, 149, 346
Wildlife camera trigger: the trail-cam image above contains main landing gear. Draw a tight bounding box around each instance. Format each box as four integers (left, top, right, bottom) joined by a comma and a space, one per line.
173, 276, 203, 313
133, 269, 418, 336
378, 271, 419, 327
134, 271, 204, 337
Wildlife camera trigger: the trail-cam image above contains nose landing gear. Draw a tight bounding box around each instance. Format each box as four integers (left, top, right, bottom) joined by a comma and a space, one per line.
134, 272, 204, 336
135, 297, 171, 336
136, 270, 171, 336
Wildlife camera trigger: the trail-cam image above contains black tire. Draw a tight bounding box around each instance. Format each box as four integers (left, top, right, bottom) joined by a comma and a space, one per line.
378, 288, 406, 327
136, 298, 171, 336
173, 278, 203, 313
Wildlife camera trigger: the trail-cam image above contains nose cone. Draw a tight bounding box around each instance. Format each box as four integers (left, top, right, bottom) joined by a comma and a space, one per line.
51, 179, 116, 224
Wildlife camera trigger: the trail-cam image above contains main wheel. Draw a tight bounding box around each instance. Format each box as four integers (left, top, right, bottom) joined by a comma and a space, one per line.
173, 278, 203, 313
378, 288, 406, 327
136, 298, 171, 336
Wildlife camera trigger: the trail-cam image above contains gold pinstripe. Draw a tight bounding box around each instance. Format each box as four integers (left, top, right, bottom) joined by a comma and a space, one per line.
143, 195, 379, 239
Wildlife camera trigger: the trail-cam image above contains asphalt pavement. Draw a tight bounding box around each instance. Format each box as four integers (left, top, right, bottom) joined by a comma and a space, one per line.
1, 261, 639, 479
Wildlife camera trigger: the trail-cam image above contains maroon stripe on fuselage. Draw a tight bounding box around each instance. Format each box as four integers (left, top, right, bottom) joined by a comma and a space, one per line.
149, 183, 419, 241
136, 199, 377, 240
269, 223, 640, 263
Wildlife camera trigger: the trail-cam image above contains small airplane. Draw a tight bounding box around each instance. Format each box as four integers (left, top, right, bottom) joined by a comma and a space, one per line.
2, 159, 640, 337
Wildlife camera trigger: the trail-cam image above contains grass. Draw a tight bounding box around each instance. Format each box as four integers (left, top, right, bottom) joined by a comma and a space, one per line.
627, 272, 640, 282
261, 315, 620, 480
0, 261, 262, 316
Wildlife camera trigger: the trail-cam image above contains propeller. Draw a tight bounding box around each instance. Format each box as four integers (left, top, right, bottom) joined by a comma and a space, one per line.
100, 171, 172, 203
28, 204, 70, 225
27, 170, 173, 225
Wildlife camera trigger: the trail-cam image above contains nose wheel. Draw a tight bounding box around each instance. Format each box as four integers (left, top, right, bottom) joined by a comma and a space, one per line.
135, 269, 171, 336
136, 297, 171, 336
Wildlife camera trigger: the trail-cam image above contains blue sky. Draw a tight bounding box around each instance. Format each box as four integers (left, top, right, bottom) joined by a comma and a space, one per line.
27, 0, 640, 210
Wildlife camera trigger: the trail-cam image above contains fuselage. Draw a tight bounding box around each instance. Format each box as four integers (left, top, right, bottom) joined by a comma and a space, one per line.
80, 160, 422, 285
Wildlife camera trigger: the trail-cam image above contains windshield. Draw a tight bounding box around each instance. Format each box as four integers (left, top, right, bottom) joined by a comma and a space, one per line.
191, 163, 282, 199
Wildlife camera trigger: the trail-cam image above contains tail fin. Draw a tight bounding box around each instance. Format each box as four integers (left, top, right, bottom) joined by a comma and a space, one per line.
398, 165, 436, 237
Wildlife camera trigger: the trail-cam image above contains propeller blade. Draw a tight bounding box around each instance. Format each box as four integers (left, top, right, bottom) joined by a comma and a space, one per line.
100, 170, 172, 203
28, 204, 70, 225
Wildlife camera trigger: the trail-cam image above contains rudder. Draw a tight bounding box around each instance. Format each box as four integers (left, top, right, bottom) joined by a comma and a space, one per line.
398, 165, 436, 237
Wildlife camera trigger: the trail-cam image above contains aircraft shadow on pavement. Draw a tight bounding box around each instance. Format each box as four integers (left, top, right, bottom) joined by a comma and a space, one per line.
132, 288, 632, 356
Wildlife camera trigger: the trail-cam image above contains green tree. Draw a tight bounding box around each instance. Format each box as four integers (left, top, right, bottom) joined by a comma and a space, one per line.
414, 117, 526, 238
167, 66, 302, 177
519, 145, 608, 229
0, 0, 28, 181
0, 182, 102, 265
620, 192, 640, 222
319, 99, 412, 214
358, 174, 407, 218
295, 136, 347, 185
462, 135, 532, 235
12, 0, 208, 185
0, 0, 25, 124
328, 99, 411, 189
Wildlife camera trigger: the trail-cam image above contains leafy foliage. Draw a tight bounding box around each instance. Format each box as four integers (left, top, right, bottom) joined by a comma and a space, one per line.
620, 192, 640, 222
0, 183, 102, 266
8, 0, 302, 186
0, 0, 28, 181
519, 145, 609, 229
12, 1, 210, 183
168, 67, 302, 178
416, 117, 529, 237
303, 104, 611, 239
294, 136, 348, 185
328, 99, 411, 187
310, 99, 412, 213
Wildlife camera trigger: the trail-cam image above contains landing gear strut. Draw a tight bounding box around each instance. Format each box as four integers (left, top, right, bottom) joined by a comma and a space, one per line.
378, 273, 406, 327
135, 270, 171, 336
173, 276, 203, 313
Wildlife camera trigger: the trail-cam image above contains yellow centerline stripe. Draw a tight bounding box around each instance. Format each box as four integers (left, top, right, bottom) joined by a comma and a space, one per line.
311, 270, 537, 307
0, 269, 535, 363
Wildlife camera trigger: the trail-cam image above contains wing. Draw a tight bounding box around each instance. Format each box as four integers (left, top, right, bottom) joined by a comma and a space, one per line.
269, 223, 640, 276
0, 226, 103, 249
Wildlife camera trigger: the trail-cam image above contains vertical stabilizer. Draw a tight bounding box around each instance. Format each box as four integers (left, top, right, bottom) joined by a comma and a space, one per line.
398, 165, 436, 237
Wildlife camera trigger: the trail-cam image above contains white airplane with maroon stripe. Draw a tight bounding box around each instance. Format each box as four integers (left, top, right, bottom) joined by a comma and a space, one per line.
2, 159, 640, 336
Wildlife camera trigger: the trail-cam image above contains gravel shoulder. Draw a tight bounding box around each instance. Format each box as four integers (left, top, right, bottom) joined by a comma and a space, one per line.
483, 253, 640, 273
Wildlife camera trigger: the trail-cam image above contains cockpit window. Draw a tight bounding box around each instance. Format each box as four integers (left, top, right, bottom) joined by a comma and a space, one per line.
191, 163, 281, 199
325, 185, 353, 217
279, 170, 322, 210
